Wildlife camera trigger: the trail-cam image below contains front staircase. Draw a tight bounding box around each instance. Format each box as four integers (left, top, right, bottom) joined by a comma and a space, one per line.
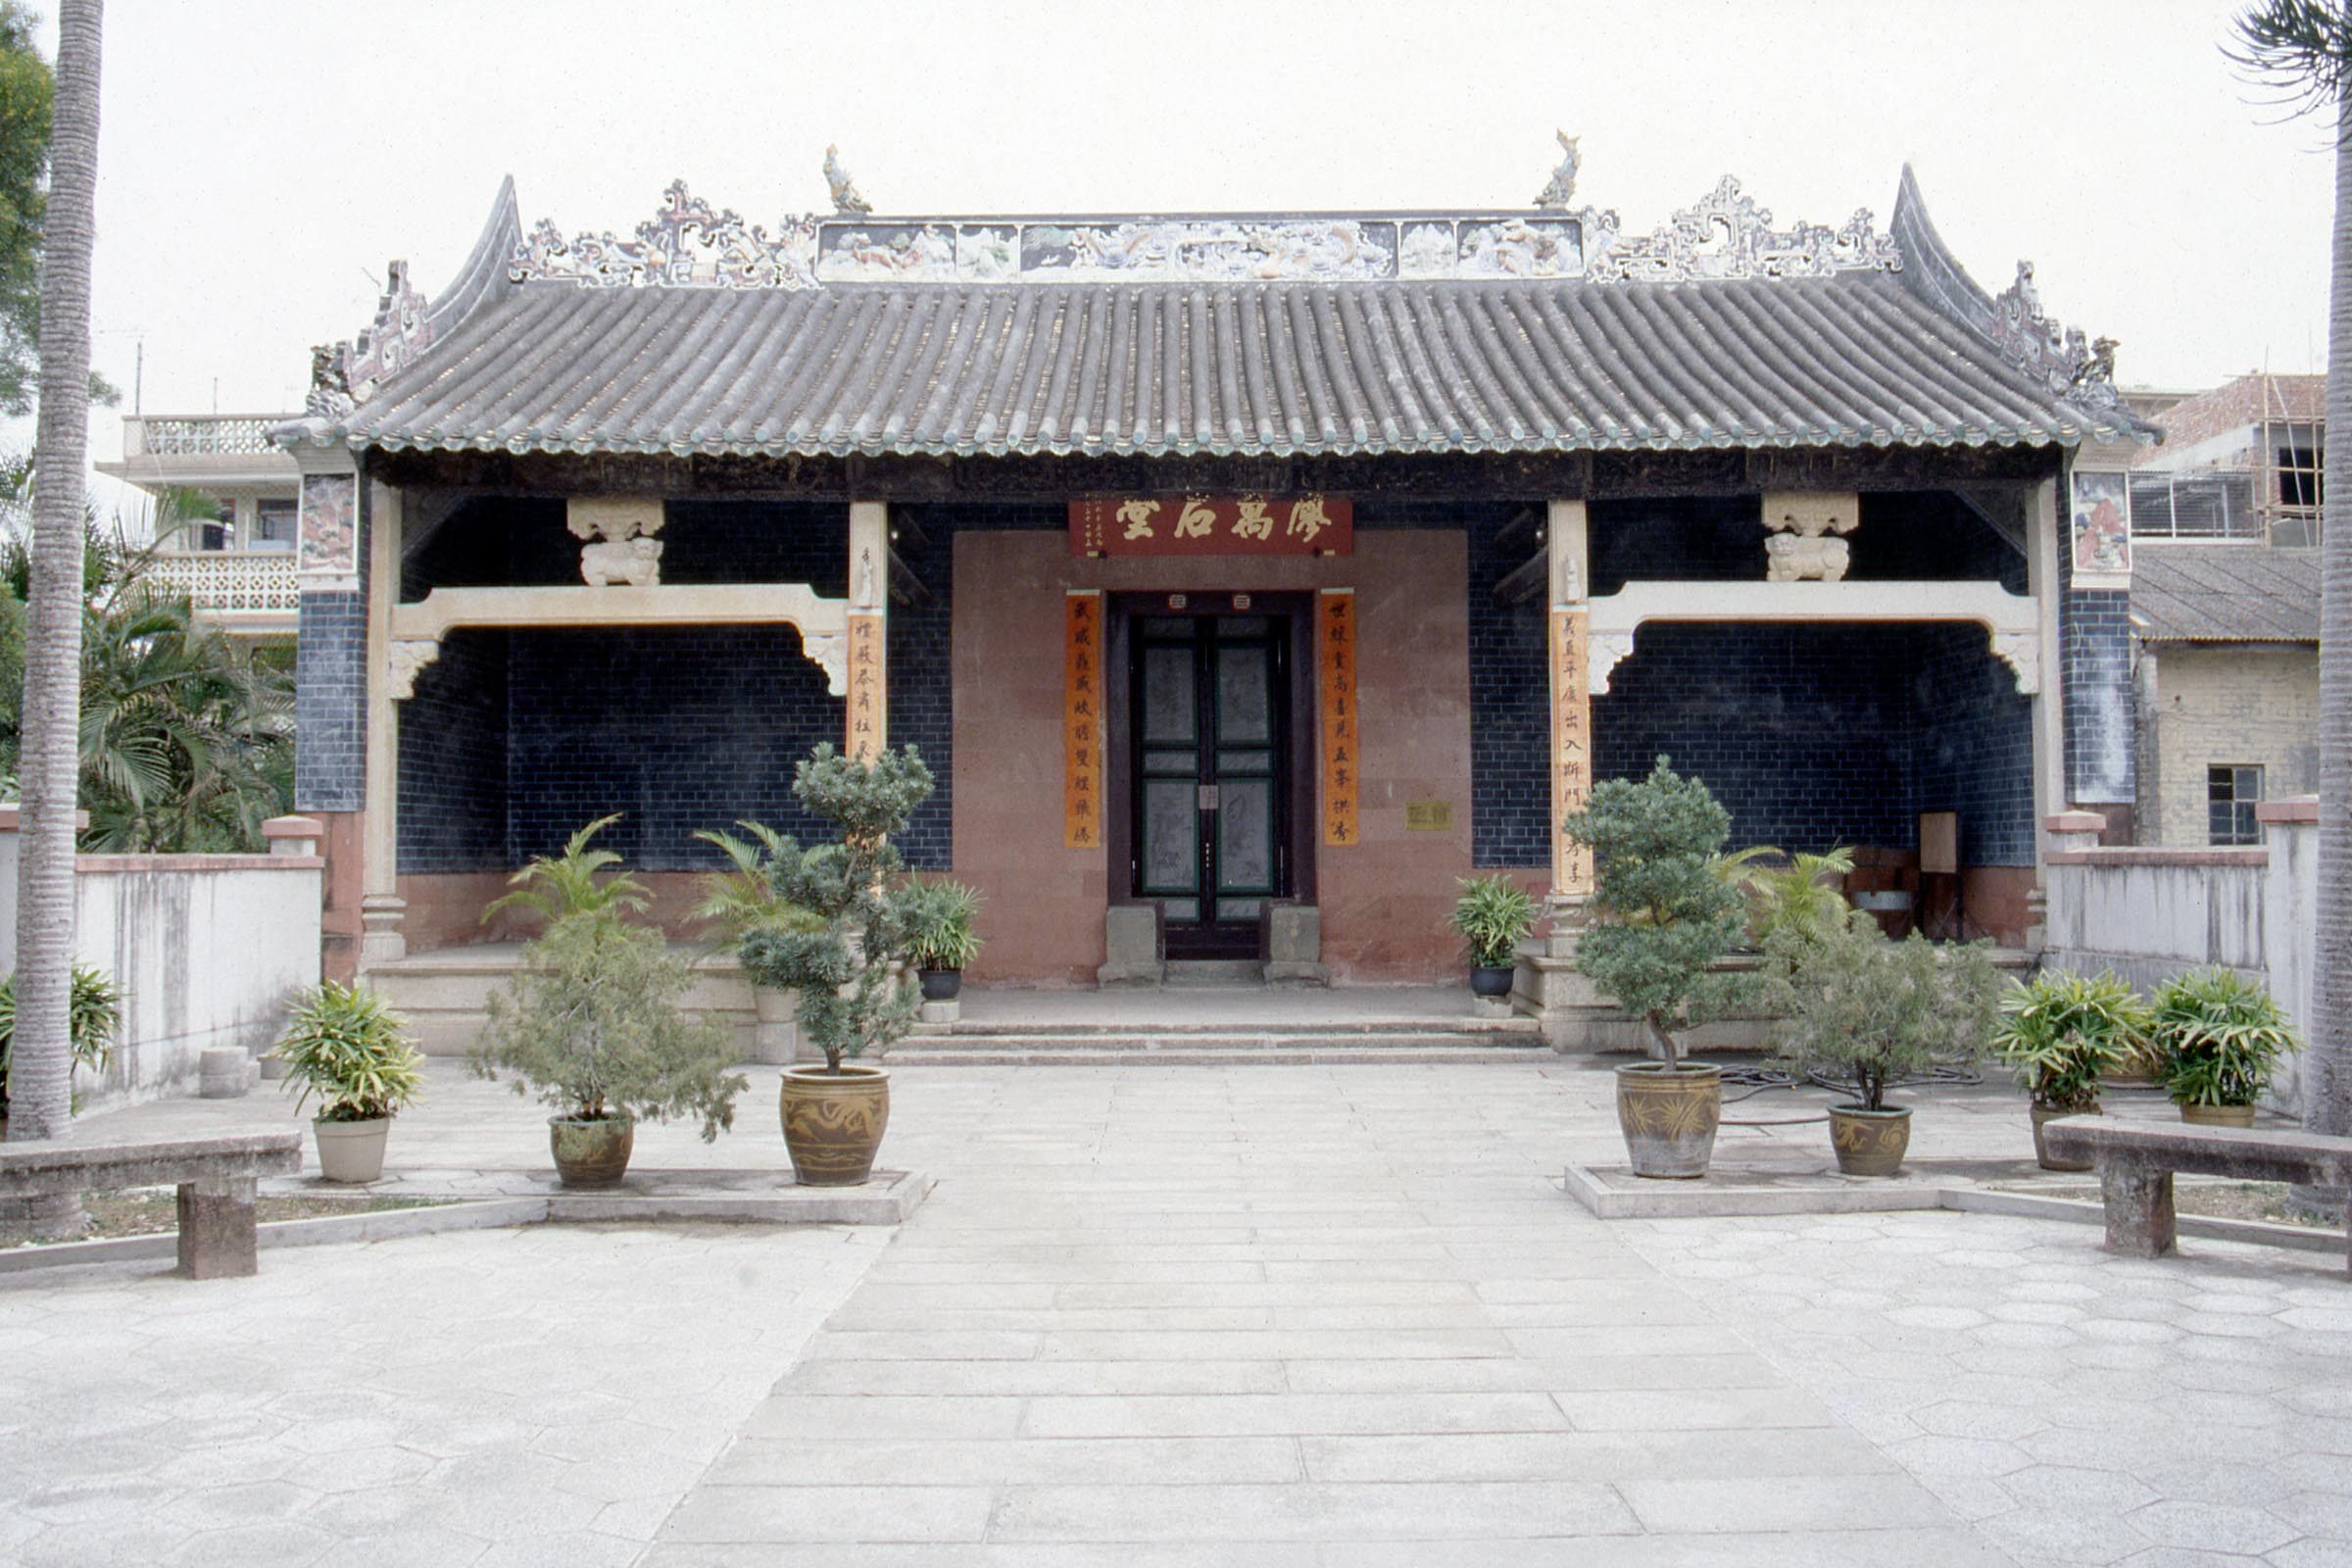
882, 1010, 1546, 1066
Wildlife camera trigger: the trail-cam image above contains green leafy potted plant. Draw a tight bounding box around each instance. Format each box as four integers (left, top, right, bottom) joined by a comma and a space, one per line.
270, 981, 425, 1183
1564, 758, 1749, 1179
1715, 846, 1857, 951
735, 744, 935, 1187
0, 964, 122, 1123
1770, 922, 1999, 1177
1450, 874, 1539, 999
694, 820, 822, 1064
470, 816, 745, 1187
2148, 967, 2297, 1128
1988, 969, 2148, 1169
906, 877, 985, 1002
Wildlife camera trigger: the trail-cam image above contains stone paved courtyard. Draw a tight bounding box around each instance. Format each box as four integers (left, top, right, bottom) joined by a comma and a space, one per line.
1, 1059, 2347, 1564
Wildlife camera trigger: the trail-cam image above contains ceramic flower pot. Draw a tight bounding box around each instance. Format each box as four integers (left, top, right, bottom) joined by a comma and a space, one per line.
1615, 1062, 1722, 1179
1830, 1104, 1911, 1177
919, 968, 962, 1003
2030, 1102, 2096, 1171
313, 1117, 389, 1184
781, 1064, 891, 1186
548, 1115, 635, 1189
1469, 964, 1516, 999
2180, 1102, 2256, 1129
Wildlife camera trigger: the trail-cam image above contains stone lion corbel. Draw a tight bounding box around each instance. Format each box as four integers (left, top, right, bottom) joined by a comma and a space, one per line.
1761, 491, 1860, 582
566, 497, 666, 586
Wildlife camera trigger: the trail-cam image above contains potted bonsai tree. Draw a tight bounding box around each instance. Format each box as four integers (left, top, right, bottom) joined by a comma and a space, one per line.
906, 877, 985, 1002
734, 744, 934, 1187
694, 819, 821, 1063
2148, 967, 2298, 1128
1565, 758, 1749, 1179
270, 982, 426, 1183
1770, 921, 1999, 1177
1450, 874, 1539, 999
1988, 969, 2148, 1169
470, 816, 745, 1187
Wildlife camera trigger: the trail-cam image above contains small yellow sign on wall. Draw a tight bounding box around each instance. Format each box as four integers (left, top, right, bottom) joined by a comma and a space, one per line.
1404, 801, 1453, 832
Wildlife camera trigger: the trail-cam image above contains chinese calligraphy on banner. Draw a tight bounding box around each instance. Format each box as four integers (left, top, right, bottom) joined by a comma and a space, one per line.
847, 612, 886, 761
1318, 589, 1358, 848
1069, 495, 1352, 557
1550, 608, 1594, 897
1064, 592, 1103, 849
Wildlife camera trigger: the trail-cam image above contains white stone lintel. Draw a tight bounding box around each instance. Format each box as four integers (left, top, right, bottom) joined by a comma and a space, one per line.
1584, 579, 2041, 697
387, 583, 856, 696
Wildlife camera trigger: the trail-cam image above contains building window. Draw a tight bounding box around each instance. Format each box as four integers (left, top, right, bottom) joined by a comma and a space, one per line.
2208, 763, 2264, 846
252, 498, 297, 552
2270, 421, 2323, 547
200, 502, 232, 552
2127, 471, 2259, 540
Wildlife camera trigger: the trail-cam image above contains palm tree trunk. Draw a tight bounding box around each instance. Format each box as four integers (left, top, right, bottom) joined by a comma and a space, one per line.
6, 1, 102, 1241
2310, 84, 2352, 1198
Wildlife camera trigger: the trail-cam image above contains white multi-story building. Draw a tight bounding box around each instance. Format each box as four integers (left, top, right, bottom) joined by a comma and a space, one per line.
95, 412, 303, 639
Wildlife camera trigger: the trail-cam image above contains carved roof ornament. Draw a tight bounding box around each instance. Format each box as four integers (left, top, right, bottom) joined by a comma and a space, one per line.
1583, 175, 1901, 282
339, 261, 433, 404
1988, 261, 2122, 412
1534, 130, 1581, 210
305, 343, 354, 419
509, 179, 821, 290
825, 144, 872, 217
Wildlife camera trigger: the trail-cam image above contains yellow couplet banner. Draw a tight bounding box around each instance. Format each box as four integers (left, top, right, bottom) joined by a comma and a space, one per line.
1063, 592, 1103, 849
1318, 589, 1358, 848
1550, 607, 1594, 897
847, 612, 886, 761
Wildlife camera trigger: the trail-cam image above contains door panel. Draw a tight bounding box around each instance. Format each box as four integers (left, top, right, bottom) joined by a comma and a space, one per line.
1129, 612, 1291, 959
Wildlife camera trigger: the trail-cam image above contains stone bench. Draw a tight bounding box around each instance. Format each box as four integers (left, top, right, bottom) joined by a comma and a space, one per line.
2042, 1117, 2352, 1276
0, 1131, 303, 1279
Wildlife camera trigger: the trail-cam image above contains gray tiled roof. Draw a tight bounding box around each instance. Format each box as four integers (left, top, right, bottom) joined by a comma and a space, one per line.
339, 270, 2127, 460
2131, 544, 2320, 642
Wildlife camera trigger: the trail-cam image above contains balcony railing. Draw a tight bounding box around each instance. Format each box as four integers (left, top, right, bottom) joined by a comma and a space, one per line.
142, 551, 300, 613
122, 414, 295, 459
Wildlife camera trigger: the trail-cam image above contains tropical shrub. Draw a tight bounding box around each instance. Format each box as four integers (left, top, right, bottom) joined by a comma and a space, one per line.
1564, 757, 1748, 1067
0, 962, 119, 1114
1715, 845, 1863, 950
470, 817, 744, 1138
691, 819, 822, 945
1770, 922, 2000, 1111
906, 877, 985, 972
1449, 874, 1539, 970
733, 745, 936, 1073
271, 982, 425, 1122
1988, 970, 2149, 1112
2148, 967, 2298, 1110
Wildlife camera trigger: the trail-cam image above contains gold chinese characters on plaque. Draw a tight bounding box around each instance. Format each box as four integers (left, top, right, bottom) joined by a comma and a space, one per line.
1069, 495, 1352, 558
1063, 592, 1103, 849
1318, 589, 1358, 847
1550, 607, 1593, 896
847, 612, 886, 761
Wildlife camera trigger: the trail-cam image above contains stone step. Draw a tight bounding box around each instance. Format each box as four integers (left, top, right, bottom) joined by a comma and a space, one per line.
875, 1042, 1550, 1066
910, 1012, 1537, 1038
894, 1029, 1540, 1053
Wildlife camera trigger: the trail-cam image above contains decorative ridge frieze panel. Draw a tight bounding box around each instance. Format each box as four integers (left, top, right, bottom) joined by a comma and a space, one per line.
1987, 261, 2121, 413
510, 179, 821, 290
1582, 175, 1900, 283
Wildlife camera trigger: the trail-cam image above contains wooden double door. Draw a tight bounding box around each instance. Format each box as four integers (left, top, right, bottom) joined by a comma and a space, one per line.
1119, 598, 1311, 959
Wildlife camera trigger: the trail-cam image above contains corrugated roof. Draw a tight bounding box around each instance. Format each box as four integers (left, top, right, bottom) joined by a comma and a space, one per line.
338, 270, 2123, 460
2131, 544, 2320, 642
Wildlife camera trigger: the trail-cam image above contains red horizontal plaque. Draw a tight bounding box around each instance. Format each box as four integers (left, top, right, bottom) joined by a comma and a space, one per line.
1069, 495, 1352, 557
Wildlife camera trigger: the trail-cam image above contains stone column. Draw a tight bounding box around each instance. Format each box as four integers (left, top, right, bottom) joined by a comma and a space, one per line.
360, 481, 406, 965
289, 445, 367, 980
846, 502, 888, 761
2024, 477, 2070, 950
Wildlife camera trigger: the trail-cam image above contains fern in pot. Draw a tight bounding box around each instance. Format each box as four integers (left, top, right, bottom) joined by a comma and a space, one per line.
470, 816, 746, 1188
2148, 967, 2297, 1128
1450, 875, 1539, 999
1987, 970, 2148, 1169
906, 877, 985, 1002
270, 982, 425, 1183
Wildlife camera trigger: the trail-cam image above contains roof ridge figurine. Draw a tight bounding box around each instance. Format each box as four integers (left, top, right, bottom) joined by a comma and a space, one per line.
825, 144, 872, 217
1534, 130, 1581, 210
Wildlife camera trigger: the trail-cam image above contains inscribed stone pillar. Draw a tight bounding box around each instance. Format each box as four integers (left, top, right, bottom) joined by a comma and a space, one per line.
846, 503, 889, 760
1546, 500, 1594, 909
360, 481, 406, 964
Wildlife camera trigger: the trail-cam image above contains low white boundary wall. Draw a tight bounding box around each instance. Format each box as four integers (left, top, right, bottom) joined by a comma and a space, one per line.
2042, 801, 2319, 1116
0, 811, 324, 1113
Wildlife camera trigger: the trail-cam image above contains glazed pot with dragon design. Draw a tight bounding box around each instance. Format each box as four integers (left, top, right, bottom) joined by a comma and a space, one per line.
1614, 1062, 1721, 1179
781, 1064, 891, 1186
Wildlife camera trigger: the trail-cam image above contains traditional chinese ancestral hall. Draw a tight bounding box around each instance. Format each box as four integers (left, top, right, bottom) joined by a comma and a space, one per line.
277, 152, 2146, 1044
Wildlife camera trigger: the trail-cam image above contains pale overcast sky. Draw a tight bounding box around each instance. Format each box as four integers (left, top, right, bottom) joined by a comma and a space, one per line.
25, 0, 2340, 486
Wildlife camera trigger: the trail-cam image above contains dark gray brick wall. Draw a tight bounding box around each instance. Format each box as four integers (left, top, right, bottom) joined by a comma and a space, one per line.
398, 629, 509, 870
2062, 585, 2136, 804
295, 589, 367, 811
1912, 623, 2037, 864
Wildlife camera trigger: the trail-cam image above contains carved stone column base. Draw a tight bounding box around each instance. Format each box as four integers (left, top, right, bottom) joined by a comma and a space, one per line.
360, 896, 409, 966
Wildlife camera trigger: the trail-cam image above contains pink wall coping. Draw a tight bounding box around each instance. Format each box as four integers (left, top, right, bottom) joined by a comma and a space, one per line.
2255, 797, 2320, 826
74, 854, 324, 873
2045, 846, 2269, 868
2043, 810, 2108, 833
0, 805, 89, 831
